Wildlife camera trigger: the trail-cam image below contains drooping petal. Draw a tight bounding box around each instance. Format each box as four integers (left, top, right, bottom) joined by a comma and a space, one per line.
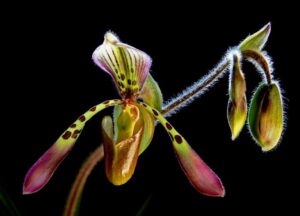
23, 99, 122, 194
64, 145, 104, 216
102, 116, 144, 185
93, 32, 152, 98
138, 101, 225, 197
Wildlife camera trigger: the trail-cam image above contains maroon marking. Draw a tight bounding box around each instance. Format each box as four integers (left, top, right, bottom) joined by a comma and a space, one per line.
72, 129, 81, 139
62, 131, 72, 140
132, 80, 137, 85
152, 109, 159, 116
174, 135, 183, 144
121, 74, 125, 80
127, 79, 132, 85
90, 106, 96, 111
70, 124, 76, 128
79, 115, 86, 122
103, 100, 110, 104
166, 122, 173, 130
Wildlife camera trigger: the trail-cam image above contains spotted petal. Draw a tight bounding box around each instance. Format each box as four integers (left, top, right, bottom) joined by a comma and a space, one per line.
23, 99, 122, 194
93, 32, 152, 98
138, 101, 225, 197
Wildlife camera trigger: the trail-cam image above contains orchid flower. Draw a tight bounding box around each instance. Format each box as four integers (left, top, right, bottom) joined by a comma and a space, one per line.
23, 23, 286, 215
23, 32, 224, 197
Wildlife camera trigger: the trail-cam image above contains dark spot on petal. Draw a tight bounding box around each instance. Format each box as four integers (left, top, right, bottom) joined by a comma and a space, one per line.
127, 79, 132, 85
79, 115, 86, 122
132, 80, 137, 85
121, 74, 125, 80
142, 103, 147, 107
70, 124, 76, 128
103, 100, 110, 104
174, 135, 183, 144
137, 98, 144, 103
114, 99, 119, 102
72, 129, 81, 139
166, 122, 173, 130
152, 109, 159, 116
120, 82, 125, 88
90, 106, 96, 111
62, 131, 72, 140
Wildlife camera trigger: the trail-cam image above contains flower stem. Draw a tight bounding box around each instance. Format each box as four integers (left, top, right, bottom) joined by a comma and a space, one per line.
162, 59, 230, 116
64, 145, 104, 216
242, 49, 272, 85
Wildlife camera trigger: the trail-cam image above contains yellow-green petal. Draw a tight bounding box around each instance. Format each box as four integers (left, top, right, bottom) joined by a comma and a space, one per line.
138, 102, 225, 197
23, 99, 122, 194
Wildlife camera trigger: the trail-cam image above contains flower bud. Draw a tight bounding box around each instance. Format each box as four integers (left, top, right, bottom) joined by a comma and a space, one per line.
248, 82, 283, 151
227, 55, 247, 140
239, 23, 271, 51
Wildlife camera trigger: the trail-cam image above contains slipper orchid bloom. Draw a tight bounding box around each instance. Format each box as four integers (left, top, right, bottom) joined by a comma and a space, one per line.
23, 32, 224, 197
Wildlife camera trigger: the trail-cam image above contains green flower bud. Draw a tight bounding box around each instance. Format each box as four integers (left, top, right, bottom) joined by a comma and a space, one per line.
227, 55, 247, 140
239, 23, 271, 51
248, 82, 284, 151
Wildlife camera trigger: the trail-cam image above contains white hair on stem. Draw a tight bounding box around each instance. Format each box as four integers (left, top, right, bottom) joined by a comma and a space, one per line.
245, 51, 274, 84
162, 48, 239, 118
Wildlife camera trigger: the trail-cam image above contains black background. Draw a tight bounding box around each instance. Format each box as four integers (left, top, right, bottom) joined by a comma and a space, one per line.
1, 2, 299, 216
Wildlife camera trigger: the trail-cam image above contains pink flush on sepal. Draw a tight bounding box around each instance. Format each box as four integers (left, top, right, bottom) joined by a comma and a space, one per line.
23, 99, 123, 194
175, 145, 225, 197
137, 101, 225, 197
23, 144, 71, 194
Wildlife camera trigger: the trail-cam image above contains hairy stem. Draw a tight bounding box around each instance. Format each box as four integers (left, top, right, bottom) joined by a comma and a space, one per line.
242, 49, 272, 85
162, 59, 230, 116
